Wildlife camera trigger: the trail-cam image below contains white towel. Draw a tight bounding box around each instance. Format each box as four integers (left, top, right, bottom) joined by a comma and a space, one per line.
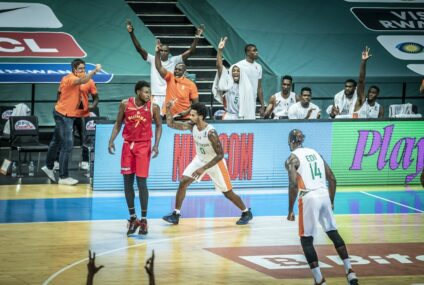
326, 89, 358, 115
212, 64, 256, 120
3, 103, 31, 135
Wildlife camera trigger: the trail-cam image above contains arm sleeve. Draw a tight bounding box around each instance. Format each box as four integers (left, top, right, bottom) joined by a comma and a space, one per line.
190, 82, 199, 100
146, 53, 154, 64
164, 71, 172, 82
89, 80, 98, 94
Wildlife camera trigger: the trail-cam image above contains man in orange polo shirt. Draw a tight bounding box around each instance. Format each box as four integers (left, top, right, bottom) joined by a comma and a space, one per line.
42, 59, 101, 185
154, 40, 199, 119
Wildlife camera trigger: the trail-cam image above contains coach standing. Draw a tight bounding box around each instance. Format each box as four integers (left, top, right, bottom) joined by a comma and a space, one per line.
42, 59, 101, 185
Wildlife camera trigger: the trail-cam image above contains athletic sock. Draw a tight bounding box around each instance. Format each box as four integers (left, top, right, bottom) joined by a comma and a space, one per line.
342, 258, 352, 274
311, 267, 323, 283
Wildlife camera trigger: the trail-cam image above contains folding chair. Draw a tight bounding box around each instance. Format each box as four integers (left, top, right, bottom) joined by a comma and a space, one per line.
389, 103, 422, 118
81, 116, 108, 178
9, 116, 48, 176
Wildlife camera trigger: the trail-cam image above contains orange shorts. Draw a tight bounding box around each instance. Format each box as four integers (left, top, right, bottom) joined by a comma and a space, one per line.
121, 140, 152, 177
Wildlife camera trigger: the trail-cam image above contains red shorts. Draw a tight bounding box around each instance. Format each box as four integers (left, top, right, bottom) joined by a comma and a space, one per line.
121, 140, 152, 177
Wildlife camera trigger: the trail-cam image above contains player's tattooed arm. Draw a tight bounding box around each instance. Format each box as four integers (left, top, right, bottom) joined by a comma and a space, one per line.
165, 101, 193, 131
202, 129, 224, 170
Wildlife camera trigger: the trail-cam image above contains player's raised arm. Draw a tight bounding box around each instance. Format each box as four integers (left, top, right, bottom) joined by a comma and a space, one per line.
165, 101, 193, 131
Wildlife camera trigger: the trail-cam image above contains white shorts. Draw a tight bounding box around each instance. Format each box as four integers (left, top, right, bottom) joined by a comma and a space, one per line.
298, 188, 337, 237
152, 95, 165, 115
222, 112, 239, 120
183, 156, 232, 192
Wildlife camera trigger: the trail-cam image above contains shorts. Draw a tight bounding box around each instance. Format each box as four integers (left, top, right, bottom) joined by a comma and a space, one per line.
222, 112, 239, 120
121, 140, 152, 177
183, 156, 232, 192
298, 188, 337, 237
152, 95, 165, 115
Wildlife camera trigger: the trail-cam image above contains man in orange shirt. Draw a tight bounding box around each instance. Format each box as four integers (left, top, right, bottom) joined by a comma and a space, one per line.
42, 59, 101, 185
154, 40, 199, 119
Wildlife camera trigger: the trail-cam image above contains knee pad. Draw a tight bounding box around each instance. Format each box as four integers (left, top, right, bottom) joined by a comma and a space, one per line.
300, 236, 318, 264
327, 230, 345, 248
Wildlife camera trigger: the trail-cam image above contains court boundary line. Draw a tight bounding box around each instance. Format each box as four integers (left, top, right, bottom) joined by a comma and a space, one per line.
41, 217, 424, 284
360, 191, 424, 213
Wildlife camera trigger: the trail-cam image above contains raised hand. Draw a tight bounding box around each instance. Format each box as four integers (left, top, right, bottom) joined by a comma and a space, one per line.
95, 64, 102, 73
87, 250, 104, 276
144, 250, 155, 277
126, 19, 133, 33
155, 39, 161, 53
218, 37, 228, 51
196, 24, 205, 37
362, 46, 372, 61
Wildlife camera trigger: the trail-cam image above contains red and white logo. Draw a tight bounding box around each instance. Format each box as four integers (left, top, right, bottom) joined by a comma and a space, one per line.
0, 32, 86, 58
85, 120, 96, 131
15, 120, 35, 130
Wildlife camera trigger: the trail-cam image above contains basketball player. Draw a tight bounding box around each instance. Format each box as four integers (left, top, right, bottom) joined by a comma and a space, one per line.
108, 81, 162, 236
162, 101, 253, 225
285, 129, 359, 285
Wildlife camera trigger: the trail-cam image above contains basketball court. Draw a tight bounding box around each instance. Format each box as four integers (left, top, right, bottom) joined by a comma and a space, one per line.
0, 184, 423, 285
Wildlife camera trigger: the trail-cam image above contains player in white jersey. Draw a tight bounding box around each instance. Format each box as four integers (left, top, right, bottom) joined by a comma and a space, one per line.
288, 87, 321, 119
162, 101, 253, 225
354, 47, 384, 118
264, 75, 297, 119
285, 129, 359, 285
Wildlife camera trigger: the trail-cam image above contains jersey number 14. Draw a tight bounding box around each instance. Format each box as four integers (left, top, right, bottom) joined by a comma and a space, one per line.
309, 162, 322, 179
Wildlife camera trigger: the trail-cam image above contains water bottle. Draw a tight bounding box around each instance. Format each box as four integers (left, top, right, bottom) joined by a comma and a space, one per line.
11, 162, 17, 177
28, 161, 34, 176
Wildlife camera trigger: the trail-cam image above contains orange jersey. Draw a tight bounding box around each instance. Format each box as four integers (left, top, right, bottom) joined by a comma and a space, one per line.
162, 72, 198, 119
55, 73, 97, 117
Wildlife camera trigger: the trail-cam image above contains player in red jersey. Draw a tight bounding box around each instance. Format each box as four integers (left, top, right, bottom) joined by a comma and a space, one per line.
108, 81, 162, 236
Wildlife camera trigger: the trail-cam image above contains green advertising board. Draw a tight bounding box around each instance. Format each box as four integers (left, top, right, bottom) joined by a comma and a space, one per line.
332, 121, 424, 185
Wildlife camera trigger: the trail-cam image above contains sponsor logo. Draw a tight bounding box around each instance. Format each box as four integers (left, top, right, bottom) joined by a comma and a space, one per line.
396, 42, 424, 53
1, 109, 12, 120
407, 63, 424, 75
0, 63, 113, 83
14, 120, 35, 130
0, 2, 62, 28
377, 35, 424, 60
85, 120, 96, 131
206, 243, 424, 278
350, 125, 423, 184
0, 32, 86, 58
351, 7, 424, 31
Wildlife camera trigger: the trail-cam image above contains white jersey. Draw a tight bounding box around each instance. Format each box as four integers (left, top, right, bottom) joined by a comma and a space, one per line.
357, 100, 380, 118
291, 147, 327, 192
147, 54, 183, 95
288, 102, 321, 119
223, 83, 240, 116
193, 124, 216, 162
236, 59, 262, 104
272, 91, 296, 119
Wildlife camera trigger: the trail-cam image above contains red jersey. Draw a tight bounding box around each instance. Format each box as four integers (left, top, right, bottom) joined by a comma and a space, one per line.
122, 97, 152, 142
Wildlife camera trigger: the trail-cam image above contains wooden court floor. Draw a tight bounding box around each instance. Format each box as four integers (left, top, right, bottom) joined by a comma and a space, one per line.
0, 184, 423, 285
